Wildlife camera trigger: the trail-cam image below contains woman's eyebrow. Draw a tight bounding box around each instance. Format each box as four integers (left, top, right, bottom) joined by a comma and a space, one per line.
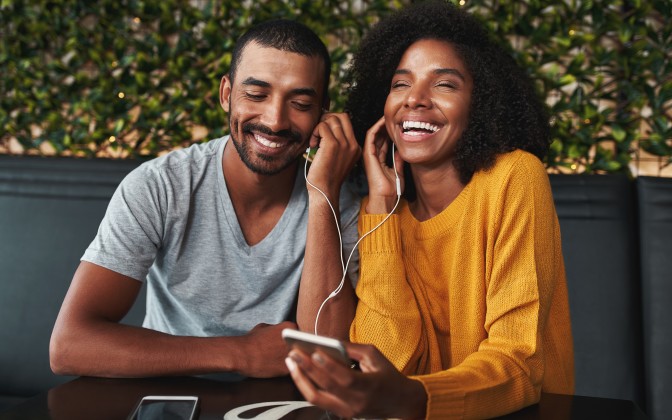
434, 68, 466, 81
393, 68, 466, 81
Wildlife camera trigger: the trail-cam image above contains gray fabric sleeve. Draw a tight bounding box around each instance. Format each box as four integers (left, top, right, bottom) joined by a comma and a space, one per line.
82, 164, 165, 281
339, 187, 361, 287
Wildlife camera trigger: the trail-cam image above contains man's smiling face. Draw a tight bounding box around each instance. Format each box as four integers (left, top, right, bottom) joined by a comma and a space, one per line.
221, 41, 325, 176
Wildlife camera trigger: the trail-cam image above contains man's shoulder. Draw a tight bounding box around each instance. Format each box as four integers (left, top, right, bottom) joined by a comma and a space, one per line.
110, 137, 227, 202
143, 136, 227, 174
123, 137, 226, 184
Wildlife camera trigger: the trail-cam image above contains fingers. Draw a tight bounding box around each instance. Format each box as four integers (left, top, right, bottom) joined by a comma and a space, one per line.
363, 116, 388, 150
362, 117, 387, 172
360, 117, 404, 204
311, 113, 358, 151
306, 113, 361, 195
322, 113, 354, 145
319, 113, 361, 163
288, 349, 354, 388
286, 356, 355, 418
286, 350, 359, 418
286, 342, 415, 419
344, 342, 395, 374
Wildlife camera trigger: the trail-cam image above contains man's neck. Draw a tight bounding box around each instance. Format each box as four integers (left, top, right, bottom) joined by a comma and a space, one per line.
221, 140, 299, 245
222, 140, 298, 207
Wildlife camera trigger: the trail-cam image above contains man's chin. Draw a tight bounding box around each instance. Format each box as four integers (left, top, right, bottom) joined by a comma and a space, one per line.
230, 133, 303, 176
243, 156, 299, 176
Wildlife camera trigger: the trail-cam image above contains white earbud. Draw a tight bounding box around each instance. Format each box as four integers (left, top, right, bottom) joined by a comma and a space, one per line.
392, 142, 401, 196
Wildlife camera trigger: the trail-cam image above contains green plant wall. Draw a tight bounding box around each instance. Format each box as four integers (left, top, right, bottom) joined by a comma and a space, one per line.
464, 0, 672, 175
0, 0, 403, 158
1, 0, 671, 174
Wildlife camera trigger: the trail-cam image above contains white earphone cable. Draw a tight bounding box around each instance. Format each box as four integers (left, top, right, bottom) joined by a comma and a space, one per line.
306, 144, 401, 335
304, 151, 346, 275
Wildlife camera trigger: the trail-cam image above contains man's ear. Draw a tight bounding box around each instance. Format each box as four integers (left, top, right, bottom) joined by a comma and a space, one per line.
220, 74, 232, 112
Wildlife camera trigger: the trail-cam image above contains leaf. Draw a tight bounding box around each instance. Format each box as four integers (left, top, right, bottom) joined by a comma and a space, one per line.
114, 119, 125, 134
559, 74, 577, 86
611, 125, 627, 142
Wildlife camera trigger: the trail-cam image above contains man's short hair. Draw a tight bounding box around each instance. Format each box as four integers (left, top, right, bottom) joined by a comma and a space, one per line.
229, 20, 331, 104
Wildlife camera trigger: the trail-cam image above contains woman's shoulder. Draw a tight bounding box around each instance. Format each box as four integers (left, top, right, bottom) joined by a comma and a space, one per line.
471, 149, 550, 199
486, 149, 548, 181
496, 149, 545, 169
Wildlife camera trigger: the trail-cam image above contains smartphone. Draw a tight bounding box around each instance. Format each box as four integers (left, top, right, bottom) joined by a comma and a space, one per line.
127, 395, 199, 420
282, 328, 350, 366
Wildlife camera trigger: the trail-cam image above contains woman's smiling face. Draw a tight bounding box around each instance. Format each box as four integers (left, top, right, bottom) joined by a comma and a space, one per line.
384, 38, 473, 169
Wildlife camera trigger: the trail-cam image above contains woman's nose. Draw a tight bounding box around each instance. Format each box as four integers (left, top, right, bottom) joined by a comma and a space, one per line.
404, 85, 432, 109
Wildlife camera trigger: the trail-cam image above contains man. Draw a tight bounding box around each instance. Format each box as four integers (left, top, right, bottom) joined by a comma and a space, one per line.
49, 19, 361, 379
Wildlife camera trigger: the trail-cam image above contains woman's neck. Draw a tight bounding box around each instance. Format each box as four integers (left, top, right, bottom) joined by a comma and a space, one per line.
409, 164, 465, 221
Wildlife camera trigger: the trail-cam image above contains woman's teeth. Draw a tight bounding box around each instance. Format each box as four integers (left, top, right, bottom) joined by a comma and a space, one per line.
402, 121, 440, 133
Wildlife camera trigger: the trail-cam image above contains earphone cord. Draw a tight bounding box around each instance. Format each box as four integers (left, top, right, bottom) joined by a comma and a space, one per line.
305, 145, 401, 335
304, 153, 346, 275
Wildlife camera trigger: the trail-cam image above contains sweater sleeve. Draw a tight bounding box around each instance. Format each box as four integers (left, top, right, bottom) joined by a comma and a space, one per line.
349, 200, 426, 375
416, 155, 567, 419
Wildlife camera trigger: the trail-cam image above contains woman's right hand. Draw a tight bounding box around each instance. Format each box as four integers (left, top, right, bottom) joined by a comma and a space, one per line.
286, 342, 427, 419
362, 117, 405, 214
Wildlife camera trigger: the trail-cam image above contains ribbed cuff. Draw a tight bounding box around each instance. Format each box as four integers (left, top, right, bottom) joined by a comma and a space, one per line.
358, 213, 402, 254
413, 374, 465, 419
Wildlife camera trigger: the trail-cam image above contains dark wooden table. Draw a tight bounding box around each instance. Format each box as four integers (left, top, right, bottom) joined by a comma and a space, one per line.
0, 375, 648, 419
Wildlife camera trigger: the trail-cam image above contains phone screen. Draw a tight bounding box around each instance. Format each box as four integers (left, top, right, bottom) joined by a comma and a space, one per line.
129, 396, 199, 420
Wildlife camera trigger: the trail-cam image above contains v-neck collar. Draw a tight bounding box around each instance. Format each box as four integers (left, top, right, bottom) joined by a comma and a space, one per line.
216, 137, 305, 254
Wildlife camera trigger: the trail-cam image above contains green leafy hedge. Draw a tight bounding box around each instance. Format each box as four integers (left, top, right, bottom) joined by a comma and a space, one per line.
1, 0, 670, 174
468, 0, 672, 175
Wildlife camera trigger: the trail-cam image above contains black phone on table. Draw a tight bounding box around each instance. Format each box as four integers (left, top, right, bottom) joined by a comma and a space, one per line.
127, 395, 199, 420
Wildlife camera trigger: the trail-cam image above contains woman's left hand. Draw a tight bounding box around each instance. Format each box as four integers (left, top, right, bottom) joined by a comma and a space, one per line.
286, 342, 427, 419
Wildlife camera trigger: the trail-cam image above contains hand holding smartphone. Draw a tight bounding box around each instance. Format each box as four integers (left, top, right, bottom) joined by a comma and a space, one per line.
282, 328, 352, 367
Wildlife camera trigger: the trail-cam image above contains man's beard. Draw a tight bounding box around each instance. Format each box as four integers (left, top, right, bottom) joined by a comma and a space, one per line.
229, 115, 304, 176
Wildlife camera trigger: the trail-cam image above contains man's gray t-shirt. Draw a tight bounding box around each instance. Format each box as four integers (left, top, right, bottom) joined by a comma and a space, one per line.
82, 136, 360, 337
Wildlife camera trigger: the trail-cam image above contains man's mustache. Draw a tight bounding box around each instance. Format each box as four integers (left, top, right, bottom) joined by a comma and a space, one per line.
242, 122, 302, 143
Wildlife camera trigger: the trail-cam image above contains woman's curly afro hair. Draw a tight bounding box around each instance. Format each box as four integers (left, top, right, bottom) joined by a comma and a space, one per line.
345, 0, 550, 187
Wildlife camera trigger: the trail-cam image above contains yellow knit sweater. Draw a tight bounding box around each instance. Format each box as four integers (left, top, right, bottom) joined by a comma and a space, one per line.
350, 150, 574, 419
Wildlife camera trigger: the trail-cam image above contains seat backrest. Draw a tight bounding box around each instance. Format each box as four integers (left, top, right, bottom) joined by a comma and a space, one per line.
550, 174, 644, 407
0, 156, 145, 398
637, 176, 672, 420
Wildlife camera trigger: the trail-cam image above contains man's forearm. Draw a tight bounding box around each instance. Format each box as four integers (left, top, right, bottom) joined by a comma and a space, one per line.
50, 319, 293, 378
51, 322, 242, 377
297, 193, 357, 339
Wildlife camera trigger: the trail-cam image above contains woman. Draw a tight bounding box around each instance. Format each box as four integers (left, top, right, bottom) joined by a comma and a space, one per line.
286, 1, 574, 418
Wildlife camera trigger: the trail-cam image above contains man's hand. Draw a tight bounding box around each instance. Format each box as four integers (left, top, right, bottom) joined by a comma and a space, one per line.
286, 342, 427, 419
307, 112, 361, 200
236, 321, 298, 378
